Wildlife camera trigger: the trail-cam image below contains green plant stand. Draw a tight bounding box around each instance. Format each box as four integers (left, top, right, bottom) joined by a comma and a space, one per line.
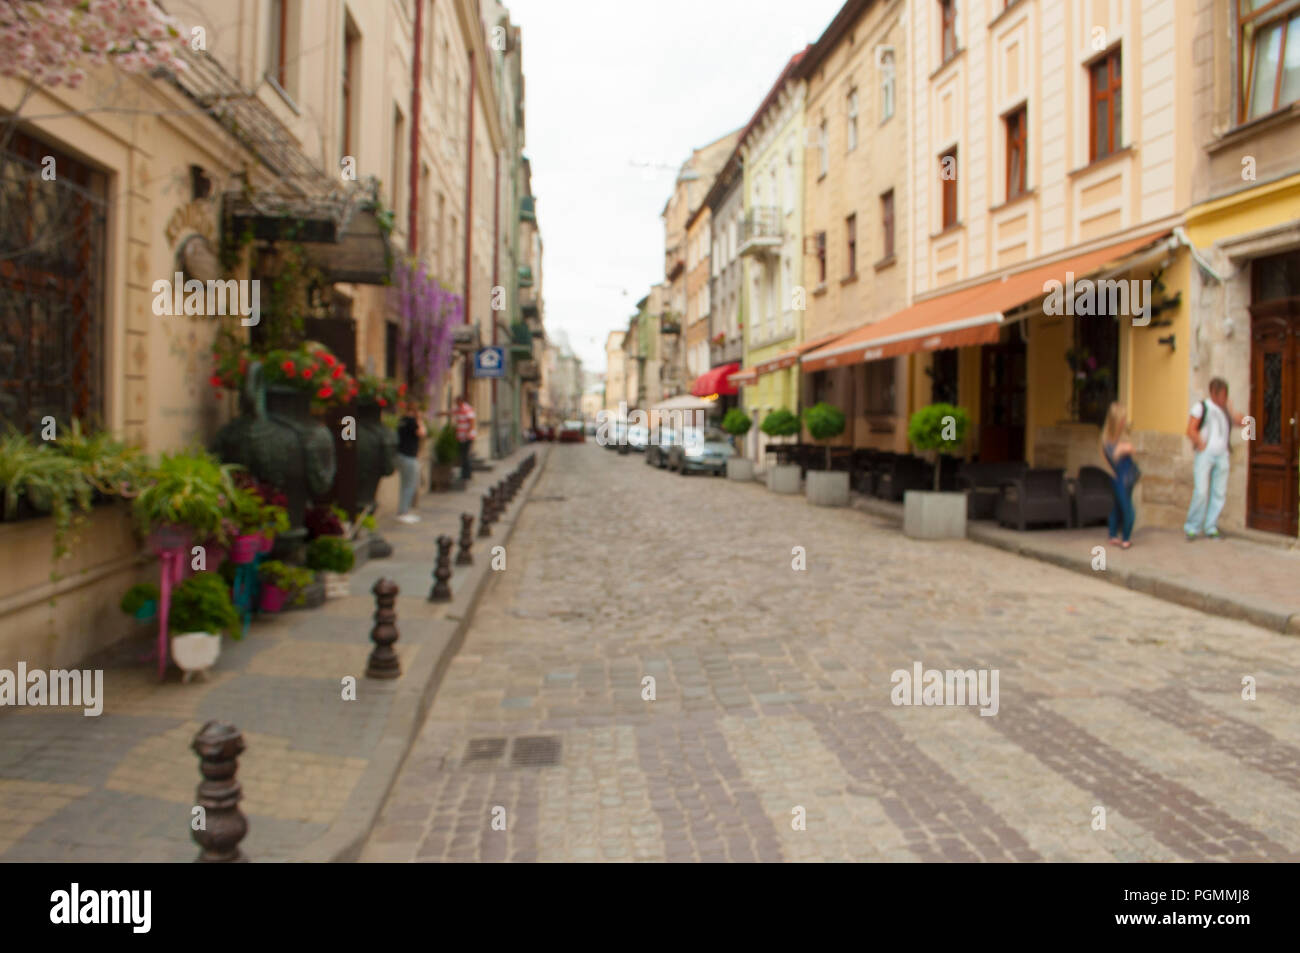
230, 553, 264, 638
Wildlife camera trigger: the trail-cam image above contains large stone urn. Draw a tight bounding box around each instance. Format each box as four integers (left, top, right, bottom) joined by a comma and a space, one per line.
214, 363, 337, 531
354, 402, 397, 507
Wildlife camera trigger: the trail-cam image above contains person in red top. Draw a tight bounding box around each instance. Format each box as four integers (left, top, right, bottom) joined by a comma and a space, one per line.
453, 395, 477, 482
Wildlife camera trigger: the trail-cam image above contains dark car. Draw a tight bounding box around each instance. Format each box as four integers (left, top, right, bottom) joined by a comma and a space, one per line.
668, 427, 732, 475
558, 420, 585, 443
645, 427, 678, 468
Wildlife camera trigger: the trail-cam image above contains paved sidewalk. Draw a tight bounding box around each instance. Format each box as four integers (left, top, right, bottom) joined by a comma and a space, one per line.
0, 443, 548, 862
852, 495, 1300, 635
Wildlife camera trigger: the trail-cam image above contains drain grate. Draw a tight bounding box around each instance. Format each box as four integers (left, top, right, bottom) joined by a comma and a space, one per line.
529, 495, 567, 502
510, 735, 562, 767
463, 737, 507, 765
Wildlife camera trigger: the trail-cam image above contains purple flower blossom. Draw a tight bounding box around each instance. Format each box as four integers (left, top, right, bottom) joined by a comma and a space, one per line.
390, 259, 460, 408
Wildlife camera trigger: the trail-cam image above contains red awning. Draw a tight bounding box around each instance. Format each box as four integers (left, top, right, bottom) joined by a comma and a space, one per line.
801, 230, 1173, 373
692, 362, 740, 397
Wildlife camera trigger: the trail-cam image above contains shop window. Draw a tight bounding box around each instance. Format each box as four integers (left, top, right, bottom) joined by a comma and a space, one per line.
1071, 312, 1119, 426
929, 350, 958, 405
864, 360, 896, 414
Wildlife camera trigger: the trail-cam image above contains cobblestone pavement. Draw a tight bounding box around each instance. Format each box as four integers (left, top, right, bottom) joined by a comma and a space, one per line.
361, 443, 1300, 863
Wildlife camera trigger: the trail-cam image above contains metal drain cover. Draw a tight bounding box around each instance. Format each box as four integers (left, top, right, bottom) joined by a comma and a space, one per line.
463, 737, 507, 765
510, 735, 562, 767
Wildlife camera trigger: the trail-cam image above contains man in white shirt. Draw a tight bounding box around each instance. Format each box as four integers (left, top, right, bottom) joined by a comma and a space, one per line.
1183, 377, 1245, 540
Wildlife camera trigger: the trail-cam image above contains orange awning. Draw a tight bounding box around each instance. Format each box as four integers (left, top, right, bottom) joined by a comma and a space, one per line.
751, 331, 849, 376
729, 367, 759, 386
801, 230, 1172, 372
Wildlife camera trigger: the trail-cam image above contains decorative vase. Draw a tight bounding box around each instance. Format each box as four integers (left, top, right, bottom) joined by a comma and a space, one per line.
355, 402, 398, 507
230, 534, 260, 565
258, 584, 289, 613
171, 632, 221, 683
322, 571, 351, 598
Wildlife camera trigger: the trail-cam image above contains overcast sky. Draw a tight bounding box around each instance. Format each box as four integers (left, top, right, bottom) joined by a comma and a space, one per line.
507, 0, 847, 376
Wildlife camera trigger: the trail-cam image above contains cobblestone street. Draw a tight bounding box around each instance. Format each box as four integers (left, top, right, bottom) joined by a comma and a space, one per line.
362, 443, 1300, 862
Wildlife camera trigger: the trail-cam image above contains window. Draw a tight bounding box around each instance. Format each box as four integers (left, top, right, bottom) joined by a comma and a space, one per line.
1089, 48, 1122, 161
816, 231, 827, 283
818, 119, 829, 177
864, 360, 896, 414
1005, 105, 1027, 199
846, 213, 857, 276
267, 0, 289, 88
940, 0, 958, 63
391, 105, 406, 227
880, 189, 895, 260
880, 50, 896, 121
341, 16, 359, 160
1239, 0, 1300, 121
940, 148, 958, 229
782, 258, 793, 332
847, 89, 859, 150
786, 148, 796, 209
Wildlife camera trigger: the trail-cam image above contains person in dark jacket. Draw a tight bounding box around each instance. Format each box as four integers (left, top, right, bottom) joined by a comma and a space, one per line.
396, 407, 426, 524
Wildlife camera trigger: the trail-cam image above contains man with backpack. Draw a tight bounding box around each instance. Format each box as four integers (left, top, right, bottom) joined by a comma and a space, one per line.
1183, 377, 1246, 541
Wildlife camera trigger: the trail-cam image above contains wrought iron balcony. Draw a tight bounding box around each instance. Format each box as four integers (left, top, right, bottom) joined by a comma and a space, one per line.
738, 206, 782, 257
519, 195, 536, 223
517, 264, 534, 287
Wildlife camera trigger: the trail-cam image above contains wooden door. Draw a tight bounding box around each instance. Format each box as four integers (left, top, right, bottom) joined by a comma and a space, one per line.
1247, 305, 1299, 536
978, 337, 1027, 463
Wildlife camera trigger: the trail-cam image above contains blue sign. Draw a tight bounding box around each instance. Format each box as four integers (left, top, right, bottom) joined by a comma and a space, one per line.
473, 346, 506, 378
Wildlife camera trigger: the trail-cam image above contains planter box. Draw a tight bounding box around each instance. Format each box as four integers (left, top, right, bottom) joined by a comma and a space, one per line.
726, 457, 754, 482
806, 470, 850, 507
322, 571, 351, 598
903, 490, 967, 539
766, 463, 801, 494
171, 632, 221, 683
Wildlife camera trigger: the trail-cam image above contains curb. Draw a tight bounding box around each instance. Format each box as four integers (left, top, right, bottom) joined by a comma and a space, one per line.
293, 446, 551, 862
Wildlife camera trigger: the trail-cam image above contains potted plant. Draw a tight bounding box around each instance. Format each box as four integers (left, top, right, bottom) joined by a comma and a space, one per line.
720, 408, 754, 481
168, 571, 240, 682
119, 582, 160, 623
55, 420, 149, 500
257, 560, 315, 613
802, 402, 849, 506
430, 422, 459, 491
306, 535, 355, 597
761, 408, 802, 494
904, 403, 971, 539
0, 431, 93, 561
233, 473, 289, 553
133, 450, 238, 553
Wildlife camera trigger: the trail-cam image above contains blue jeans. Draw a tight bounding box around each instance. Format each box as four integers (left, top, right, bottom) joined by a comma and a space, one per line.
397, 453, 419, 514
1109, 477, 1135, 542
1183, 451, 1229, 536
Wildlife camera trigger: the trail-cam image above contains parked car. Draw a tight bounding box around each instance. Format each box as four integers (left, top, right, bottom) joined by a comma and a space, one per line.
626, 424, 648, 452
535, 424, 555, 442
602, 419, 627, 449
558, 420, 585, 443
669, 427, 732, 475
646, 427, 678, 468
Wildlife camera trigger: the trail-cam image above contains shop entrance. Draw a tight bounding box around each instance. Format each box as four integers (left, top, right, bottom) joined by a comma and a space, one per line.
1248, 250, 1300, 536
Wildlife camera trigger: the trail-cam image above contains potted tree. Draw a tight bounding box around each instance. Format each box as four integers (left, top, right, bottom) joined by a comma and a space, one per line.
168, 571, 240, 682
257, 560, 315, 613
720, 408, 754, 481
802, 402, 849, 506
430, 422, 459, 491
761, 408, 802, 494
306, 535, 356, 598
904, 403, 971, 539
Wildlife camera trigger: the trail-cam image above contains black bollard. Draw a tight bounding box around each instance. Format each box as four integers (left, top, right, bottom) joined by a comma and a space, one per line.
478, 493, 491, 537
456, 513, 474, 565
429, 535, 453, 602
366, 578, 401, 679
192, 721, 249, 863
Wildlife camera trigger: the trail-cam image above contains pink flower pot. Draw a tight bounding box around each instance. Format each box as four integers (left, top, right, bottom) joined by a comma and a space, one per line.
148, 525, 191, 554
258, 532, 275, 554
258, 584, 289, 613
230, 534, 260, 565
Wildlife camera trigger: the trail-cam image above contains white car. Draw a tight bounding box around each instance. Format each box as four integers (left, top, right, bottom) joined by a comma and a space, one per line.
626, 424, 649, 452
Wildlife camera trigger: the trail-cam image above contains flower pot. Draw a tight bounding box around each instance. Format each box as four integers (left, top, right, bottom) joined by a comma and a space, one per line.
195, 540, 226, 572
171, 632, 221, 683
258, 532, 275, 554
767, 463, 801, 494
429, 462, 454, 492
726, 457, 754, 481
230, 533, 261, 564
903, 490, 968, 539
148, 524, 191, 554
258, 584, 289, 613
133, 600, 158, 623
322, 571, 351, 598
805, 470, 850, 507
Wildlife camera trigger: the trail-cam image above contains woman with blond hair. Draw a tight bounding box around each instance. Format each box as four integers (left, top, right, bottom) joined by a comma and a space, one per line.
1100, 402, 1139, 548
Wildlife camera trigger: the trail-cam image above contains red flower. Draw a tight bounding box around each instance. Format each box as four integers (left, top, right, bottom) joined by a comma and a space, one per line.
317, 386, 334, 400
302, 367, 314, 380
397, 383, 407, 396
210, 374, 222, 387
281, 360, 296, 377
377, 397, 388, 407
322, 353, 336, 366
332, 365, 344, 379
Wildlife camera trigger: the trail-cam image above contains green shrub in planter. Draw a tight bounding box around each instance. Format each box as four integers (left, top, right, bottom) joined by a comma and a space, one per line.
434, 423, 460, 466
306, 535, 355, 574
133, 449, 238, 543
168, 571, 240, 638
907, 403, 971, 491
119, 582, 160, 618
720, 408, 752, 438
802, 402, 846, 469
760, 408, 801, 438
258, 560, 314, 606
0, 431, 93, 562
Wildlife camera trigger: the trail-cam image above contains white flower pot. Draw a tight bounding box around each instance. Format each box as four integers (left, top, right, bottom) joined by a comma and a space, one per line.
171, 632, 221, 683
322, 571, 351, 598
805, 470, 850, 507
767, 463, 801, 494
903, 490, 968, 539
726, 457, 754, 481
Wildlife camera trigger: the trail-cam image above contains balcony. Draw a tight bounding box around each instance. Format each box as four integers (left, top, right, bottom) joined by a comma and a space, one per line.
709, 335, 743, 366
517, 265, 533, 287
521, 285, 539, 318
519, 195, 536, 223
738, 207, 781, 257
509, 321, 533, 358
